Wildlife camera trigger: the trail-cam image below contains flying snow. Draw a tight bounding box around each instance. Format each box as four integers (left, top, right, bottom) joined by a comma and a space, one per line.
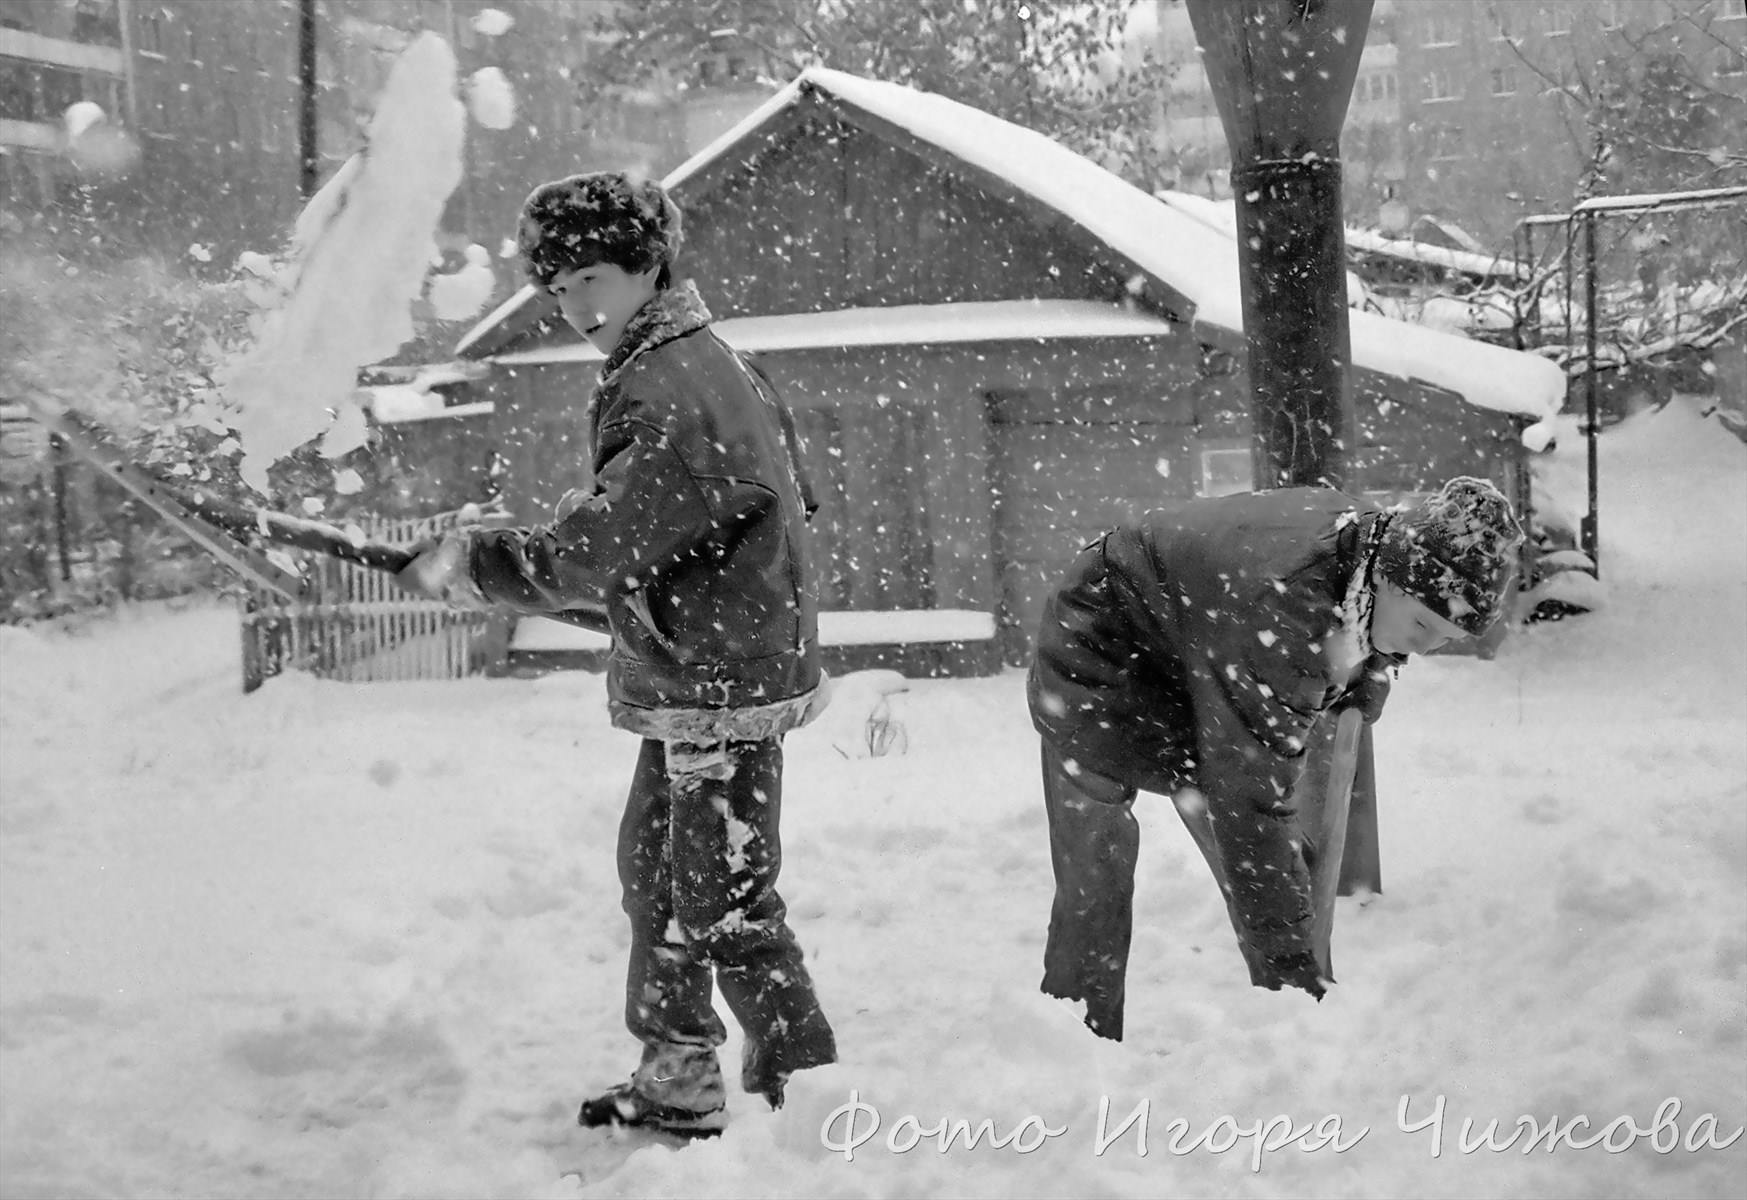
218, 33, 466, 492
470, 7, 513, 36
427, 243, 497, 321
63, 100, 106, 140
466, 66, 516, 130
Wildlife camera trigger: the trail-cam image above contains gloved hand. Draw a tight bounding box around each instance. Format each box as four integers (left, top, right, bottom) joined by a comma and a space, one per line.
1343, 661, 1393, 724
395, 532, 488, 608
1258, 949, 1329, 1001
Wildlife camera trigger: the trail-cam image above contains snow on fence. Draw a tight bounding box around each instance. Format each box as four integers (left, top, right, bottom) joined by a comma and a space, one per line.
240, 513, 494, 692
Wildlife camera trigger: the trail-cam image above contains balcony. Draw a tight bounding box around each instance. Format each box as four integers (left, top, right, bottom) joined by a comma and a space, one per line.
0, 28, 125, 75
0, 117, 60, 151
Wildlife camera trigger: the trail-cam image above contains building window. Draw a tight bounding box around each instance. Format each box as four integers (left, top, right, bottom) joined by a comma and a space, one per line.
1546, 6, 1572, 36
1599, 1, 1622, 30
1384, 72, 1397, 99
1421, 11, 1459, 47
0, 61, 40, 122
1196, 440, 1255, 498
259, 93, 281, 151
1490, 4, 1515, 41
1428, 124, 1466, 162
1424, 68, 1460, 102
1719, 46, 1746, 77
139, 72, 170, 133
73, 0, 122, 46
1490, 67, 1518, 96
40, 63, 81, 117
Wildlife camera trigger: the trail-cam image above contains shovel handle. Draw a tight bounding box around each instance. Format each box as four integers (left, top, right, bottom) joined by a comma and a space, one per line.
1310, 706, 1365, 979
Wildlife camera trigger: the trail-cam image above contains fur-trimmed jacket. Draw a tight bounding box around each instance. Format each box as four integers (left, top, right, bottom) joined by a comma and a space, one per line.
467, 281, 824, 741
1028, 488, 1401, 961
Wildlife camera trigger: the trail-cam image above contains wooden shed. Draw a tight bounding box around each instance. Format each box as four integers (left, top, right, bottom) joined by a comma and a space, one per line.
455, 69, 1567, 673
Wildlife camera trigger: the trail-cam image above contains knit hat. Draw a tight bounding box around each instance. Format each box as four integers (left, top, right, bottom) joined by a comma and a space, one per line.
1376, 477, 1526, 636
516, 171, 683, 287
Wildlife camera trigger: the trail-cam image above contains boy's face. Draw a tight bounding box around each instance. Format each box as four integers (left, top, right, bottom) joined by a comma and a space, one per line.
1371, 577, 1472, 657
547, 259, 661, 353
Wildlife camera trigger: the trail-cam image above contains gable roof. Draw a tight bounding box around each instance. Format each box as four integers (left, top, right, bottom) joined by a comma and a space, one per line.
457, 68, 1564, 440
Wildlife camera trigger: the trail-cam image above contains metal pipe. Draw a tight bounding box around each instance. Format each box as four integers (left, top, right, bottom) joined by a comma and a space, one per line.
1230, 155, 1355, 488
1584, 211, 1599, 575
51, 434, 71, 582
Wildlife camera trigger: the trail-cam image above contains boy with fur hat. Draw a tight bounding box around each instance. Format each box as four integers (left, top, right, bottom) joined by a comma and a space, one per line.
399, 171, 835, 1136
1029, 478, 1523, 1040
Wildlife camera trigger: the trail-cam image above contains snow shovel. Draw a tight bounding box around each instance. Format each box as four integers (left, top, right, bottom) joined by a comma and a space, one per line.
1309, 705, 1366, 982
1173, 702, 1366, 989
18, 387, 412, 600
15, 388, 612, 630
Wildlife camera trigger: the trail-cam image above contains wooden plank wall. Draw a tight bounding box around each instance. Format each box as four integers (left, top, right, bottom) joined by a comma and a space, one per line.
494, 363, 597, 523
682, 113, 1134, 317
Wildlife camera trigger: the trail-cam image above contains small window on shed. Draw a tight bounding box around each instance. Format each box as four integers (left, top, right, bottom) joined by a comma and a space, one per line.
1196, 438, 1254, 497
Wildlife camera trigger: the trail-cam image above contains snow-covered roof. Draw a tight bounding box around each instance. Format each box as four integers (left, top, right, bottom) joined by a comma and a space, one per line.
1156, 190, 1527, 284
491, 300, 1178, 366
364, 386, 494, 425
1343, 226, 1527, 282
666, 67, 1244, 329
461, 68, 1566, 441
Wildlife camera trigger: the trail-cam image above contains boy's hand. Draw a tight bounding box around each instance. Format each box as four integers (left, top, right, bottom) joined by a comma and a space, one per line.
1344, 664, 1392, 724
1258, 949, 1329, 1001
396, 533, 488, 608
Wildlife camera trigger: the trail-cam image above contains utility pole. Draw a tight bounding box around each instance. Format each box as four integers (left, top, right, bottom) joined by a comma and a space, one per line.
1186, 0, 1382, 902
298, 0, 319, 198
1185, 0, 1374, 489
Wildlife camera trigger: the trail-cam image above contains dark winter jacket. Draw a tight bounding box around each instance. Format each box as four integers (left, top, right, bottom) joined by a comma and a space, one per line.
1028, 488, 1401, 960
467, 281, 823, 740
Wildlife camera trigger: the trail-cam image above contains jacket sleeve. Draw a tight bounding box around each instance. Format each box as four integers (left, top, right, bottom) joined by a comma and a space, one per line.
464, 417, 721, 614
1187, 589, 1336, 961
740, 353, 818, 522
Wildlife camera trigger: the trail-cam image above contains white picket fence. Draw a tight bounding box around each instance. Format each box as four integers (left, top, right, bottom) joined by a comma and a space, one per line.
240, 514, 498, 691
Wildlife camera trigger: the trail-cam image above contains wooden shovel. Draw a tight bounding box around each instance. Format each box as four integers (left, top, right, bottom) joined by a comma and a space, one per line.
1310, 705, 1367, 982
15, 388, 612, 630
1174, 703, 1368, 989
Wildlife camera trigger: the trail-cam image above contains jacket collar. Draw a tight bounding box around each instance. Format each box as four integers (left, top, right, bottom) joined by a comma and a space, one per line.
598, 280, 712, 388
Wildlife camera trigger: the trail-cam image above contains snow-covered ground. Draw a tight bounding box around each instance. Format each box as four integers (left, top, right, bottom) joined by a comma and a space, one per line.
2, 397, 1743, 1199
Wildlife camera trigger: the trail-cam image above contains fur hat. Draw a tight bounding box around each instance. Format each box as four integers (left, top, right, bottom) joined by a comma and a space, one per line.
516, 171, 683, 287
1376, 477, 1526, 636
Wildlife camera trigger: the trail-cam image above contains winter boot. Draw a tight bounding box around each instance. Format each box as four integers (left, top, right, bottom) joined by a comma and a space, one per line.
577, 1081, 728, 1139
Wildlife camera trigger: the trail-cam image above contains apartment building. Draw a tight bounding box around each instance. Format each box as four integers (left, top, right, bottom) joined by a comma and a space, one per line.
1146, 0, 1744, 250
0, 0, 686, 262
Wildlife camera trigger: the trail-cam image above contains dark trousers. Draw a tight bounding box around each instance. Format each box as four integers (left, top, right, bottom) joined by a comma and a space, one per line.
618, 736, 836, 1106
1039, 740, 1141, 1041
1040, 733, 1351, 1040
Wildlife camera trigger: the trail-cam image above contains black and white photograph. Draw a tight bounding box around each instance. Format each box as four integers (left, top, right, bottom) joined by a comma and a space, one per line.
1, 1, 1743, 1196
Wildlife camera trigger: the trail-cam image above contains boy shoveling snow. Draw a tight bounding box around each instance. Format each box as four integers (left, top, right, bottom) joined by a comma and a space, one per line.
398, 172, 836, 1138
1028, 479, 1525, 1039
